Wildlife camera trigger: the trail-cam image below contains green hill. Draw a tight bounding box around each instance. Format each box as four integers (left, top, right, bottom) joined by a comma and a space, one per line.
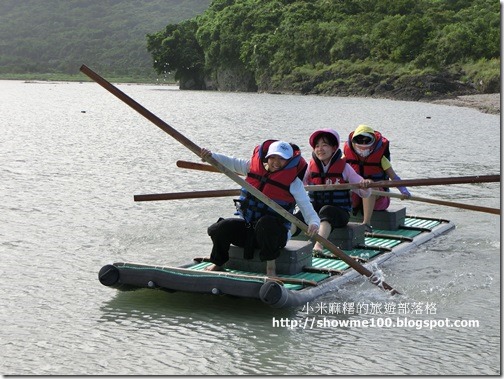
0, 0, 210, 80
147, 0, 500, 98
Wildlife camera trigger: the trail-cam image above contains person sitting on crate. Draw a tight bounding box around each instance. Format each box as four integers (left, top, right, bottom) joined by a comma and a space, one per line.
201, 140, 320, 276
291, 128, 372, 255
343, 124, 411, 232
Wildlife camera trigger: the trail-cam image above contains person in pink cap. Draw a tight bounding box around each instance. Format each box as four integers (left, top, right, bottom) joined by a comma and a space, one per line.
343, 124, 411, 231
291, 128, 372, 255
200, 140, 320, 276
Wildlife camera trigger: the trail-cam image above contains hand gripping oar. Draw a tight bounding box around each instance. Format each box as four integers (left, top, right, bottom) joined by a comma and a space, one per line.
371, 190, 500, 215
80, 64, 399, 295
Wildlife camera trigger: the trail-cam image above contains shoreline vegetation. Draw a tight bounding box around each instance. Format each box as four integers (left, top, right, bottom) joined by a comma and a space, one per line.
1, 1, 498, 115
2, 72, 498, 115
145, 0, 499, 114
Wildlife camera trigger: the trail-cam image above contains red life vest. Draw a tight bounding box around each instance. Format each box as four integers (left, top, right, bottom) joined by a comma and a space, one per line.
238, 140, 307, 224
307, 150, 352, 211
343, 131, 390, 182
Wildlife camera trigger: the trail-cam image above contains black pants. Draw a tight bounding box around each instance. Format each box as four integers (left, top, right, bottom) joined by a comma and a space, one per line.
317, 204, 350, 227
293, 204, 349, 236
207, 216, 288, 266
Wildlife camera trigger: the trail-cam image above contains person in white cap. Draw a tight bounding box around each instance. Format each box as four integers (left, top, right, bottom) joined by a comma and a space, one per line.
291, 128, 372, 255
200, 140, 320, 276
343, 124, 411, 231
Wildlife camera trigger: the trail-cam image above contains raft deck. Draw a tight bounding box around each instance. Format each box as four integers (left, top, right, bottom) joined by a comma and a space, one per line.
98, 211, 455, 308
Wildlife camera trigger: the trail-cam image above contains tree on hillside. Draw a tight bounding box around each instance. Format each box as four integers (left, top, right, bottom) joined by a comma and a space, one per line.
147, 19, 205, 88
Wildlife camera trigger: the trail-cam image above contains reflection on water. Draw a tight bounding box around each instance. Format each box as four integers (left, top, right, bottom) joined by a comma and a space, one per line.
0, 80, 500, 375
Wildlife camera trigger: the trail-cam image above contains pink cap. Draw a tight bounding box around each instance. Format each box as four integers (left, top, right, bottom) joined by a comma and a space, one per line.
309, 128, 340, 148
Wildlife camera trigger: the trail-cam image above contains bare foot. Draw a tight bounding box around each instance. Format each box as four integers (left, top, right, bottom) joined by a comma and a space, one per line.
204, 263, 224, 271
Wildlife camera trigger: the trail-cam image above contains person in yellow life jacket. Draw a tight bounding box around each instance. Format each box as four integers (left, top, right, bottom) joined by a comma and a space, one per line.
200, 140, 320, 276
343, 124, 411, 232
291, 128, 372, 254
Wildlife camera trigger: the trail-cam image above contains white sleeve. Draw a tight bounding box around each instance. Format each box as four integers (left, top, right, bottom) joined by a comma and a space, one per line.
343, 163, 371, 198
211, 152, 250, 175
290, 178, 320, 227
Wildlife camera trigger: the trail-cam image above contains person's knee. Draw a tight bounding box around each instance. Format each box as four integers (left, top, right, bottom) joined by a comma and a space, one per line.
208, 217, 244, 237
318, 205, 333, 223
335, 211, 350, 227
374, 196, 390, 210
319, 205, 349, 228
207, 217, 225, 236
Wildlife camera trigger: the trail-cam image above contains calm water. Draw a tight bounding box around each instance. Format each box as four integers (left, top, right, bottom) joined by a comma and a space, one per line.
1, 80, 500, 375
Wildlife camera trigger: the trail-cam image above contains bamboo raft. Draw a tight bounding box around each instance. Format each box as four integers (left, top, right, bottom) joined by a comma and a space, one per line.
98, 207, 455, 308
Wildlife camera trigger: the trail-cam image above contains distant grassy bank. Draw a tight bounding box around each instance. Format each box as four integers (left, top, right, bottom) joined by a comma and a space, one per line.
0, 72, 176, 84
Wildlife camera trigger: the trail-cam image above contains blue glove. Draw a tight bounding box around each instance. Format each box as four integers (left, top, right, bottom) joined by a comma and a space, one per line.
398, 186, 411, 197
393, 175, 411, 197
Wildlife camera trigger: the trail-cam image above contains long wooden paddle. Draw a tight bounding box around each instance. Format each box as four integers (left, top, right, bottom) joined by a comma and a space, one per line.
306, 175, 500, 191
135, 189, 241, 202
176, 160, 500, 190
135, 188, 500, 215
177, 160, 222, 173
80, 64, 399, 295
371, 190, 500, 215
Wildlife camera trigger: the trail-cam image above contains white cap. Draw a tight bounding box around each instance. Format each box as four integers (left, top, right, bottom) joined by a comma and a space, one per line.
265, 141, 293, 159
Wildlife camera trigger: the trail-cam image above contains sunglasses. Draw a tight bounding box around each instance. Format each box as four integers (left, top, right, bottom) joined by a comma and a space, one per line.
352, 135, 373, 144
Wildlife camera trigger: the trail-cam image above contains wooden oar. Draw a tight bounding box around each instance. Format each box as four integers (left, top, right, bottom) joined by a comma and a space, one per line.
371, 190, 500, 215
306, 175, 500, 191
80, 64, 399, 295
177, 160, 221, 173
176, 160, 500, 190
134, 189, 241, 202
135, 188, 501, 216
141, 163, 501, 206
